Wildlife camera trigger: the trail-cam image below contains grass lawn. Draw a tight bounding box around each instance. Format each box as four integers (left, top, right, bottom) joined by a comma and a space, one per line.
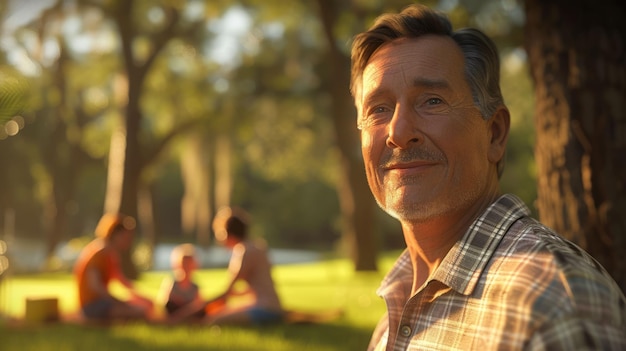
0, 253, 399, 351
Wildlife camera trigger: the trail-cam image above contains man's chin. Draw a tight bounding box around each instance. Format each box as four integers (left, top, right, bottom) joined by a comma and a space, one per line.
384, 203, 429, 223
381, 202, 415, 221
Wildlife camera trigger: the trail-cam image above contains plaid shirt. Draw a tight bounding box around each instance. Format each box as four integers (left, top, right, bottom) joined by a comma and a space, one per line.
369, 194, 626, 351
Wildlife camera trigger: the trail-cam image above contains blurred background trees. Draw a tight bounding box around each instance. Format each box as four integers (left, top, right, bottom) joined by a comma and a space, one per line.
1, 0, 622, 290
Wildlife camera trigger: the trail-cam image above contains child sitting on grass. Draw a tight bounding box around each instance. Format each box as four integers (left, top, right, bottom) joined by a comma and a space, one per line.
158, 244, 221, 322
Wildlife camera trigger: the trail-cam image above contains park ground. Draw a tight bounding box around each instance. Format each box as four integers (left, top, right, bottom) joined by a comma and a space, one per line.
0, 253, 398, 351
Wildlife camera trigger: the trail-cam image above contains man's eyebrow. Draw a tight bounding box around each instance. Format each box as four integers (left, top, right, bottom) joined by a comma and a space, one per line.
361, 89, 387, 106
413, 78, 451, 90
361, 78, 451, 106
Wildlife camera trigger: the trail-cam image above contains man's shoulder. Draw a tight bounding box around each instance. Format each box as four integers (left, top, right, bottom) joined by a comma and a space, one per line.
504, 217, 604, 273
497, 217, 624, 304
78, 240, 106, 260
478, 217, 624, 324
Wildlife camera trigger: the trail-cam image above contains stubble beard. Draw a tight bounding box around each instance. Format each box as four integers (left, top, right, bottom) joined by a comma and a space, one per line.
373, 147, 485, 224
381, 173, 484, 224
381, 176, 443, 223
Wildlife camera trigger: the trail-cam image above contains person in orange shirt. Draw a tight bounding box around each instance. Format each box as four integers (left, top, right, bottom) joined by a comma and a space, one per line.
74, 213, 153, 321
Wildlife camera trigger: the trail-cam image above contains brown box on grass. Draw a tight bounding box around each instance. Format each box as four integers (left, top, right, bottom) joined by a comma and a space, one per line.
24, 297, 59, 324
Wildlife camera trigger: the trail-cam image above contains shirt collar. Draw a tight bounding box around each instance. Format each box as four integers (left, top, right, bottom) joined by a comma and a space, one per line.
377, 194, 530, 298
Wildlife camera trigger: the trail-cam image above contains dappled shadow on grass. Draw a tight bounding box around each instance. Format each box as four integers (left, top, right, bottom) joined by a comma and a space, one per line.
0, 322, 146, 351
0, 320, 373, 351
229, 322, 373, 351
141, 321, 374, 351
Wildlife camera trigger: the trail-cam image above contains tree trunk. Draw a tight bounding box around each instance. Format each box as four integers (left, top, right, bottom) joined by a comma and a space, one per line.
181, 132, 212, 247
109, 0, 187, 277
137, 182, 156, 253
115, 89, 141, 278
112, 0, 143, 279
42, 32, 80, 267
525, 0, 626, 291
119, 73, 142, 221
104, 127, 126, 214
317, 0, 378, 271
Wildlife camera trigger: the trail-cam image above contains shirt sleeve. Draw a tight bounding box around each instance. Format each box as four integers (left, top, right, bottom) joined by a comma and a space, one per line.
525, 316, 626, 350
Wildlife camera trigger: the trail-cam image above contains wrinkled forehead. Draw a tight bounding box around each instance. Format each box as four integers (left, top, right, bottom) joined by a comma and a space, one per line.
356, 36, 465, 103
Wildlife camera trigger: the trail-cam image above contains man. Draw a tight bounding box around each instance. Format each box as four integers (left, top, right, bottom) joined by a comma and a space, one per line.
206, 206, 284, 325
350, 4, 626, 350
74, 213, 153, 321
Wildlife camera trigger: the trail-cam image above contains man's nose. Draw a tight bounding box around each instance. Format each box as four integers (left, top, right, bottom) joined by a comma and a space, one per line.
386, 104, 422, 149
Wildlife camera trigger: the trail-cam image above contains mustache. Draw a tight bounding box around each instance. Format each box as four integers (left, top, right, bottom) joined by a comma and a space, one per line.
381, 148, 444, 167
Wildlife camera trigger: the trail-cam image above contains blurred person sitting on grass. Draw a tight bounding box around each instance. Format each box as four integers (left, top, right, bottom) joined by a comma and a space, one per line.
203, 206, 284, 326
74, 213, 153, 322
157, 243, 221, 323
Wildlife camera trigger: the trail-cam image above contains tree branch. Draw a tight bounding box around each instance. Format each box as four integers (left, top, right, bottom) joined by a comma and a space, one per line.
315, 0, 338, 52
142, 6, 181, 74
141, 118, 203, 168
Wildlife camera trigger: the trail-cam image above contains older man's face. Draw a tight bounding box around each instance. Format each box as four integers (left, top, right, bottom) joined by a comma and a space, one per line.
358, 35, 497, 223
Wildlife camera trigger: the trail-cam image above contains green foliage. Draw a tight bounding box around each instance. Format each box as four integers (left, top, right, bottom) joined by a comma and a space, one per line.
238, 96, 337, 184
237, 177, 341, 249
499, 49, 537, 214
0, 66, 29, 128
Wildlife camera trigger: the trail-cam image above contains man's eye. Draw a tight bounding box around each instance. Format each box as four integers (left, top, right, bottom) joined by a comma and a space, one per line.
359, 105, 392, 129
372, 106, 388, 113
365, 105, 391, 117
425, 98, 442, 105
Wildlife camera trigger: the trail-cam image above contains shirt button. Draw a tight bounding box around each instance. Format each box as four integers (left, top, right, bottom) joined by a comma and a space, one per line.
400, 325, 412, 337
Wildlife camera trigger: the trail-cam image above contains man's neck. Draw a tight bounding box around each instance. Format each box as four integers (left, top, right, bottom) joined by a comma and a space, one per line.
402, 221, 457, 294
401, 193, 500, 293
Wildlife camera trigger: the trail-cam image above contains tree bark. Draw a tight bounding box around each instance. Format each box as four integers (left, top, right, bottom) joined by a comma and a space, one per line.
110, 0, 142, 279
316, 0, 378, 271
181, 132, 212, 247
525, 0, 626, 291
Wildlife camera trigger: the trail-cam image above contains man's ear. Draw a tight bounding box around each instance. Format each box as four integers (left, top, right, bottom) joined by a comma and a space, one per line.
487, 106, 510, 165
